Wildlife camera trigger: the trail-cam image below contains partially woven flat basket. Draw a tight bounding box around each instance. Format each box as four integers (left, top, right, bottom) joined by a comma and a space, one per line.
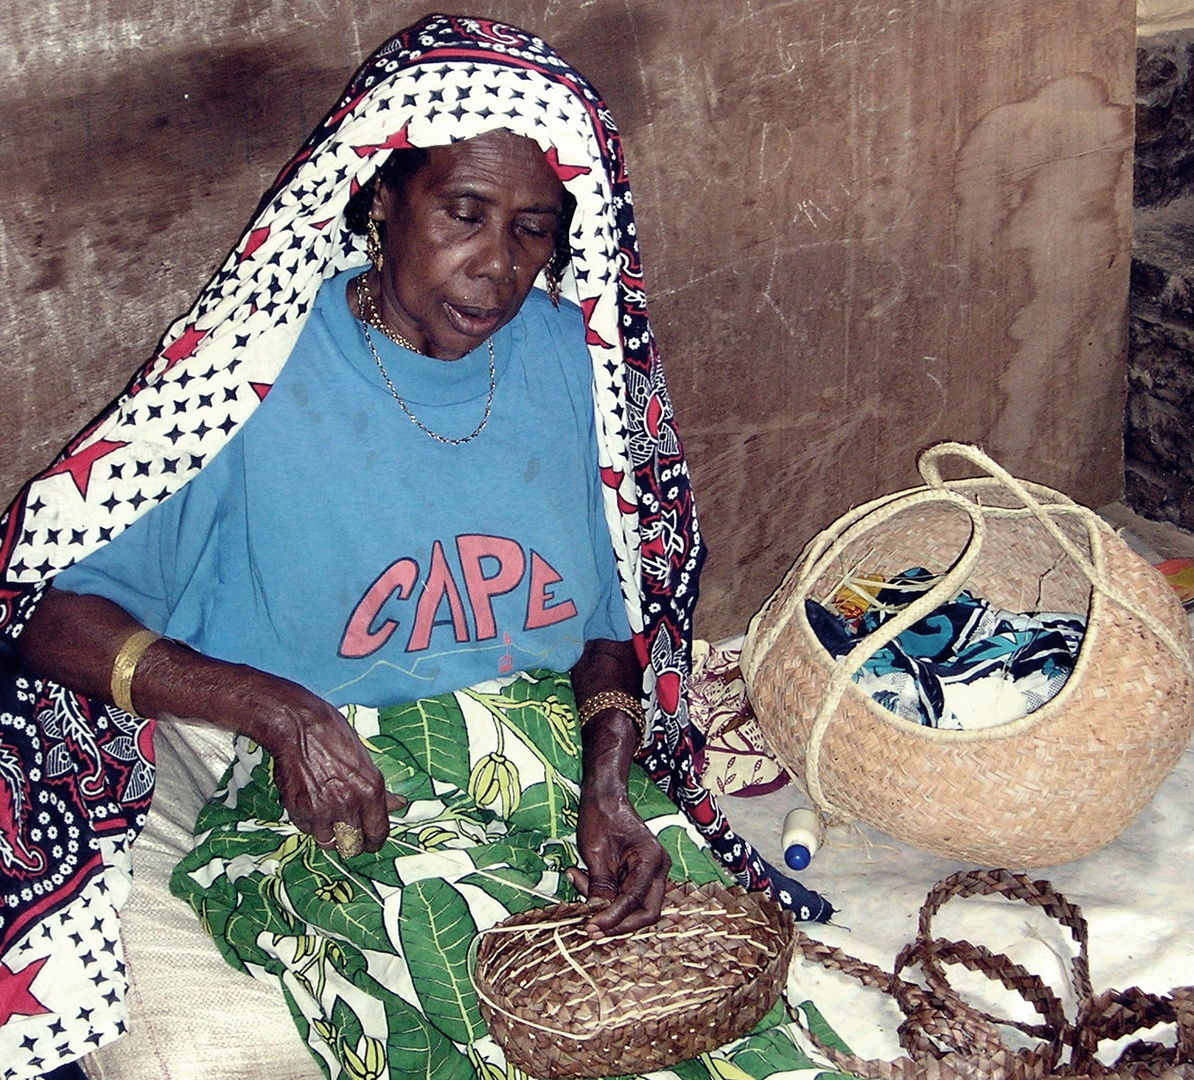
471, 879, 796, 1079
741, 443, 1194, 868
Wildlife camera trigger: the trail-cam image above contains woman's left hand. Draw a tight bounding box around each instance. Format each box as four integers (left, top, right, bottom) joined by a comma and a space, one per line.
568, 639, 669, 936
566, 773, 671, 937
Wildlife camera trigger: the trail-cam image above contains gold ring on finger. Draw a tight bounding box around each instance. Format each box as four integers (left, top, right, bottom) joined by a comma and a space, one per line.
332, 820, 364, 859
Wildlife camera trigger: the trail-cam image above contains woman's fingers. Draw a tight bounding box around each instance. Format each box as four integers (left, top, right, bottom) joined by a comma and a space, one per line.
312, 822, 339, 850
271, 727, 407, 855
386, 792, 408, 814
359, 789, 397, 853
299, 789, 402, 855
568, 841, 669, 938
571, 789, 672, 936
586, 873, 667, 937
307, 782, 404, 856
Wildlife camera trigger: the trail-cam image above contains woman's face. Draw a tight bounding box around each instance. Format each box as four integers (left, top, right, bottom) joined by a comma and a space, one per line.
369, 129, 565, 360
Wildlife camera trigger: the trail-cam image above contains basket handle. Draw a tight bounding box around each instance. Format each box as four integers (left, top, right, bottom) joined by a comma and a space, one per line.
918, 443, 1193, 680
800, 487, 989, 817
919, 443, 1100, 587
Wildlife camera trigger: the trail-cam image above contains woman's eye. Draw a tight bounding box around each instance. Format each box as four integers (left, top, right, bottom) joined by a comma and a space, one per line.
517, 216, 559, 240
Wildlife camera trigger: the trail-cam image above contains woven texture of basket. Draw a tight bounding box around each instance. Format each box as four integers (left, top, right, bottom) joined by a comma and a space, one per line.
741, 443, 1194, 868
471, 879, 796, 1079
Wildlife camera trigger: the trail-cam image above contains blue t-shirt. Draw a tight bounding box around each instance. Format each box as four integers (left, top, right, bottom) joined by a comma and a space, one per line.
55, 270, 631, 706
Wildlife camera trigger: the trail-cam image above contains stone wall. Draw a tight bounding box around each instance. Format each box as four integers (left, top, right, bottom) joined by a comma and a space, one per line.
1140, 1, 1194, 36
1127, 31, 1194, 530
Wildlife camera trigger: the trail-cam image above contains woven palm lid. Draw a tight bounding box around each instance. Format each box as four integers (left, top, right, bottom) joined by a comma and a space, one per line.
471, 879, 796, 1079
740, 442, 1194, 868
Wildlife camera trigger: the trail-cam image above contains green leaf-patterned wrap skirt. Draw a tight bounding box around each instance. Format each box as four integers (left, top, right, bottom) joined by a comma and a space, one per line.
170, 670, 845, 1080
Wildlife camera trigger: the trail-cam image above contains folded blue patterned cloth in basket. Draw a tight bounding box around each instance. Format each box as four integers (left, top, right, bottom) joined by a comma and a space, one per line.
806, 567, 1086, 730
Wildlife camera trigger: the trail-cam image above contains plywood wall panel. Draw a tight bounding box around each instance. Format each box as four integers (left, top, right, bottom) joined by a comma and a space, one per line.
0, 0, 1135, 641
608, 1, 1135, 634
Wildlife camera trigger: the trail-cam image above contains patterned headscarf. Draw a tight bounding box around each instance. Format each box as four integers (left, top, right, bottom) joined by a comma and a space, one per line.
0, 14, 830, 922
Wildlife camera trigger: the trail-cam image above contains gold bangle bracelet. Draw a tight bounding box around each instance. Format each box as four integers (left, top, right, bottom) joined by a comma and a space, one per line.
577, 689, 647, 742
110, 629, 162, 718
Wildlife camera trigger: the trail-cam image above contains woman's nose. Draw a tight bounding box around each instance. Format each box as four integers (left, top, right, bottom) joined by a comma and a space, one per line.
474, 223, 518, 281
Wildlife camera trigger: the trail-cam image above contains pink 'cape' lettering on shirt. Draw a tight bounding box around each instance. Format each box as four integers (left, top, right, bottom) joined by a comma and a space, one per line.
407, 540, 471, 651
525, 550, 578, 630
457, 534, 525, 640
339, 558, 418, 658
337, 536, 578, 658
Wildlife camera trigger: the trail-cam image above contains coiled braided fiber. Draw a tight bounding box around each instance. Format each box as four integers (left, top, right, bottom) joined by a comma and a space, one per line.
793, 868, 1194, 1080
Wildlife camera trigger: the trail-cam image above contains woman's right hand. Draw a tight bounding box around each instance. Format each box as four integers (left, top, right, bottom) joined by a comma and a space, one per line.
16, 587, 403, 853
243, 671, 404, 853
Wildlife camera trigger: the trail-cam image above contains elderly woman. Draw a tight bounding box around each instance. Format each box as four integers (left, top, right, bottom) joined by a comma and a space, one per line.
0, 15, 830, 1079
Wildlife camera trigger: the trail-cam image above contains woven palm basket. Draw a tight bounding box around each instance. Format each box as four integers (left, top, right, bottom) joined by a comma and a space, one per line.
471, 879, 796, 1079
740, 443, 1194, 868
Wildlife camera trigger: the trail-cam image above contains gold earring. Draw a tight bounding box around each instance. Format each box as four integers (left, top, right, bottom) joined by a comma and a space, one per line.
545, 265, 561, 308
366, 218, 384, 272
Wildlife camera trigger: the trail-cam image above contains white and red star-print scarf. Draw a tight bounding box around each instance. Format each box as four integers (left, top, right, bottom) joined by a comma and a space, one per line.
0, 14, 831, 1077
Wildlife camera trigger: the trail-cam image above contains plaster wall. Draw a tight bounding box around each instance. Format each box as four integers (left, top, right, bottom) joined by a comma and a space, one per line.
0, 0, 1136, 640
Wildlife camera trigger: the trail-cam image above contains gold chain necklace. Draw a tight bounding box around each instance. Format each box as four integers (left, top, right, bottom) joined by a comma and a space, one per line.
356, 271, 422, 352
354, 273, 495, 446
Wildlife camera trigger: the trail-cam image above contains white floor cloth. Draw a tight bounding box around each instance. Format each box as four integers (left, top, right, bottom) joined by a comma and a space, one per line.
724, 696, 1194, 1066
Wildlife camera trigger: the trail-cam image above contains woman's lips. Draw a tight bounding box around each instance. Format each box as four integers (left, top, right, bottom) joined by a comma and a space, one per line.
445, 301, 504, 339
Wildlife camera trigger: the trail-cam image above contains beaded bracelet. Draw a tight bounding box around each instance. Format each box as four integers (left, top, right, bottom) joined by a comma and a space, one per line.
577, 689, 647, 742
110, 629, 162, 718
